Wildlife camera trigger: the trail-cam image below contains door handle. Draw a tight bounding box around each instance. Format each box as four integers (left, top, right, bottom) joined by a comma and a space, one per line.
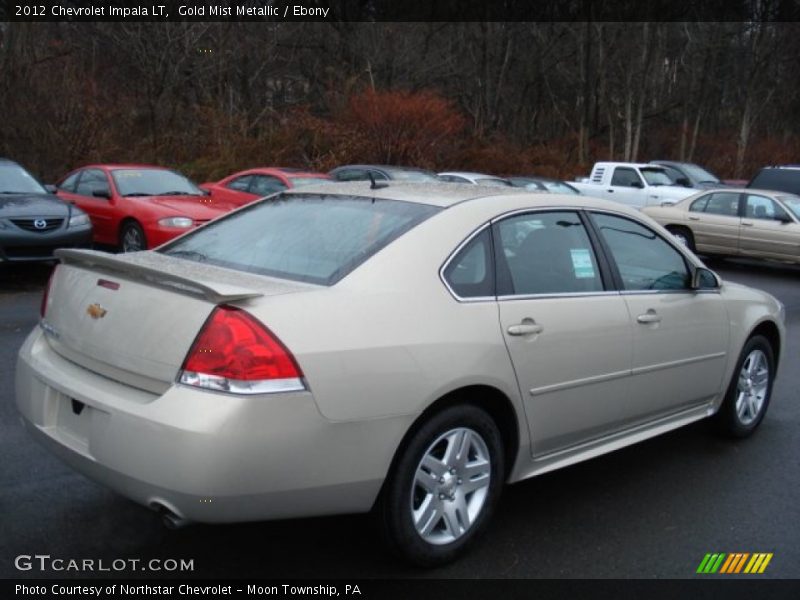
507, 320, 544, 336
636, 310, 661, 324
607, 189, 615, 193
741, 221, 754, 227
688, 216, 700, 221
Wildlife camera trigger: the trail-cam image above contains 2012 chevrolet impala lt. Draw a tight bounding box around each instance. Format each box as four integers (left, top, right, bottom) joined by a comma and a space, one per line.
16, 182, 784, 565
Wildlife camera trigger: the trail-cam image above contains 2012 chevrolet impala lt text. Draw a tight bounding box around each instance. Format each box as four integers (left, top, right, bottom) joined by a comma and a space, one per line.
15, 182, 784, 565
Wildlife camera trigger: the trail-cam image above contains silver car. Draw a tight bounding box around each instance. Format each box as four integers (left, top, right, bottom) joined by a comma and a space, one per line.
16, 183, 784, 566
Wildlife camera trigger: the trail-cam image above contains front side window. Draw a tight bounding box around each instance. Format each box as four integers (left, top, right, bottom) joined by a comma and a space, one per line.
494, 211, 604, 295
442, 229, 494, 298
745, 194, 789, 221
160, 194, 440, 286
332, 169, 367, 182
611, 167, 643, 188
689, 195, 710, 212
592, 213, 690, 291
640, 168, 674, 186
250, 175, 288, 196
225, 175, 253, 192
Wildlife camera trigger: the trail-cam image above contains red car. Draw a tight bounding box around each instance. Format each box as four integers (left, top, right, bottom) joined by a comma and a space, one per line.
200, 167, 332, 207
56, 164, 234, 252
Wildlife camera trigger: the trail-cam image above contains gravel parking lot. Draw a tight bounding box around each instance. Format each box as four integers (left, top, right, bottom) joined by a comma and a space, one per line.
1, 257, 798, 579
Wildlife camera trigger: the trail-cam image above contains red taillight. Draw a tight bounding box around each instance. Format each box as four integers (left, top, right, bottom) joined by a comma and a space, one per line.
40, 265, 59, 318
179, 305, 305, 395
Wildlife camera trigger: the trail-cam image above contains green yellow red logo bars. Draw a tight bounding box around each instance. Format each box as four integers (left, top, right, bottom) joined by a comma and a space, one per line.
696, 552, 773, 574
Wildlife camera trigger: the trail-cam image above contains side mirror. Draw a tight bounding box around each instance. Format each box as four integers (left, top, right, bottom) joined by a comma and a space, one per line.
92, 187, 111, 199
630, 181, 644, 189
776, 213, 793, 224
691, 267, 719, 290
44, 184, 58, 194
676, 177, 691, 187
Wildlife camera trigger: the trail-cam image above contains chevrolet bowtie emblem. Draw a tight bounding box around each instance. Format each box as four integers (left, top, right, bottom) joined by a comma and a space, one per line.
86, 303, 107, 319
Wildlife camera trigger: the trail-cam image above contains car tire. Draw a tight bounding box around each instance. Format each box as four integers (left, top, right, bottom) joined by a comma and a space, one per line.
666, 226, 695, 252
712, 335, 775, 438
375, 404, 505, 567
119, 221, 147, 253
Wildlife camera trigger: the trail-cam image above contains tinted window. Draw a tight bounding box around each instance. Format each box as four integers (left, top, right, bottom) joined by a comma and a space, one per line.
250, 175, 288, 196
111, 169, 203, 197
75, 169, 108, 197
749, 168, 800, 195
611, 167, 643, 187
592, 213, 690, 291
704, 192, 740, 216
476, 178, 512, 187
443, 229, 494, 298
225, 175, 253, 192
745, 194, 789, 221
58, 171, 81, 193
160, 194, 440, 286
494, 211, 604, 295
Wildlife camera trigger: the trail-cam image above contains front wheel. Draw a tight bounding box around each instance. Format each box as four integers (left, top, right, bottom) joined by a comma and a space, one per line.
376, 404, 505, 567
119, 221, 147, 253
712, 335, 775, 438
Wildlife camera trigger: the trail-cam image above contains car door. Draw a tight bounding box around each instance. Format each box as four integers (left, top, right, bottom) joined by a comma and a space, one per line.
589, 211, 729, 422
607, 167, 646, 207
491, 210, 634, 456
58, 169, 116, 244
685, 191, 742, 254
739, 193, 800, 261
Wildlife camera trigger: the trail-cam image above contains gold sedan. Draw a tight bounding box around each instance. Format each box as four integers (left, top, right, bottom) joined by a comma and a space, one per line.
642, 188, 800, 263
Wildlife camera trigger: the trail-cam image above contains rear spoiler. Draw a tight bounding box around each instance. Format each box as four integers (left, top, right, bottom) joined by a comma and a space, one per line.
54, 249, 264, 304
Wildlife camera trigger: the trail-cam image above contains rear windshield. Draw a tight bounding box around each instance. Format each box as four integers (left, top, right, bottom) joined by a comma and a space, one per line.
749, 169, 800, 195
159, 194, 440, 285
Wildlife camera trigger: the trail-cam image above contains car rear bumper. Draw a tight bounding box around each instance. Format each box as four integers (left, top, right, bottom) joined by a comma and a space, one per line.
0, 225, 93, 262
15, 326, 404, 523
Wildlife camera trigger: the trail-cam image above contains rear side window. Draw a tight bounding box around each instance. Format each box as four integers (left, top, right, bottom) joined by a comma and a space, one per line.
493, 211, 604, 295
443, 228, 494, 298
160, 194, 440, 286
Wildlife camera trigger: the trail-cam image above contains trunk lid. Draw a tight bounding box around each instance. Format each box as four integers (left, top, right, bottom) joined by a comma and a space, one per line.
42, 249, 315, 394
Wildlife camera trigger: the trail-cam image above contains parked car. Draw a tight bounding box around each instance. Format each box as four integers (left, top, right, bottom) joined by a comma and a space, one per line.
56, 164, 233, 252
329, 164, 439, 182
572, 162, 697, 207
18, 183, 783, 566
649, 160, 727, 189
508, 176, 581, 195
747, 165, 800, 195
200, 167, 332, 207
0, 158, 92, 262
438, 171, 513, 186
642, 188, 800, 263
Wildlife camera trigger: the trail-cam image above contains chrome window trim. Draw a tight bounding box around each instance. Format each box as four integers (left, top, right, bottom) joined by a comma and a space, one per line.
439, 222, 495, 303
497, 291, 620, 302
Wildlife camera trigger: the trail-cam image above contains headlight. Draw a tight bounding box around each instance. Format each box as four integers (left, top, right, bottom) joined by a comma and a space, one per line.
158, 217, 194, 228
68, 213, 90, 228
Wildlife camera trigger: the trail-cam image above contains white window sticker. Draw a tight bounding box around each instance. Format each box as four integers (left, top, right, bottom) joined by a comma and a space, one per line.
570, 248, 595, 279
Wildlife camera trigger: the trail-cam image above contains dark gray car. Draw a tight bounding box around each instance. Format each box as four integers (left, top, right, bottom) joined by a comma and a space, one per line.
649, 160, 726, 189
0, 159, 93, 263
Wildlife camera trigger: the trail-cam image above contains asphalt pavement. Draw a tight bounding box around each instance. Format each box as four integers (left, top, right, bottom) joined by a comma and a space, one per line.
1, 258, 798, 579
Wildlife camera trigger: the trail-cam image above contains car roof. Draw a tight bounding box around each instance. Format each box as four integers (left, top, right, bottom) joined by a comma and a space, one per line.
330, 164, 432, 173
284, 181, 633, 210
0, 158, 19, 165
74, 163, 168, 171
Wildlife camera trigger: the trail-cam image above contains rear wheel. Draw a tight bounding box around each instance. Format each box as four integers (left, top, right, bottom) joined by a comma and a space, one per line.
376, 404, 504, 567
712, 335, 775, 438
666, 225, 695, 252
119, 221, 147, 252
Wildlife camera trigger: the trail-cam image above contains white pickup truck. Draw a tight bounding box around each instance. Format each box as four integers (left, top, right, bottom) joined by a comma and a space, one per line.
572, 162, 697, 208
